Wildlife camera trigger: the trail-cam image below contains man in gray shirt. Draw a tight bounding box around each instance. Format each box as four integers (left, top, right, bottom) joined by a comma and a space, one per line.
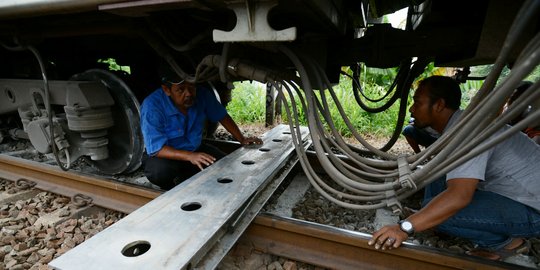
370, 76, 540, 261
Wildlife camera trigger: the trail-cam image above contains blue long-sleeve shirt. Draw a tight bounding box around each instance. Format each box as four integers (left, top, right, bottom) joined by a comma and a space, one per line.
140, 86, 226, 156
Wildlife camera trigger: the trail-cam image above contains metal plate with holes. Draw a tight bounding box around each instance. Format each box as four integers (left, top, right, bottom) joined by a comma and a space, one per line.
49, 124, 309, 270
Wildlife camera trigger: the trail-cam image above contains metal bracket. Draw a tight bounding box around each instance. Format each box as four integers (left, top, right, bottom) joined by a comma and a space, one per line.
398, 155, 417, 191
13, 178, 37, 192
384, 178, 402, 215
72, 193, 94, 208
213, 1, 296, 42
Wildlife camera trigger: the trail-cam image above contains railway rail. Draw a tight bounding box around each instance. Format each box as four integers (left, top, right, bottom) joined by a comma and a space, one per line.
0, 126, 533, 270
0, 154, 160, 214
245, 214, 521, 270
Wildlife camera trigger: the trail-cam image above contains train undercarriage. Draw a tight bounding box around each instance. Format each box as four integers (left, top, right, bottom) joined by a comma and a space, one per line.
0, 0, 538, 209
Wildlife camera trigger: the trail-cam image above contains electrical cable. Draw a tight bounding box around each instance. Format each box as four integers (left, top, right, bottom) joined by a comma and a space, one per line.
264, 0, 539, 210
177, 0, 539, 211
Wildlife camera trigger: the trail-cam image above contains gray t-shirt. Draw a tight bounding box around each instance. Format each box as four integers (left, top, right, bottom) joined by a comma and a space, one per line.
445, 111, 540, 211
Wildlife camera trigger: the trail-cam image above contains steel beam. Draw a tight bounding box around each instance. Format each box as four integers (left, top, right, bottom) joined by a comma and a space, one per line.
49, 124, 309, 270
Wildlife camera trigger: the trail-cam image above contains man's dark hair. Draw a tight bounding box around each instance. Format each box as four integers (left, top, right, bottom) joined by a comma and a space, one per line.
419, 76, 462, 110
159, 61, 184, 87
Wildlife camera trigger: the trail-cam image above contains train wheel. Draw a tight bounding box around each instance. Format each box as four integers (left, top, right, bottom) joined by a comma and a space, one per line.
70, 69, 143, 175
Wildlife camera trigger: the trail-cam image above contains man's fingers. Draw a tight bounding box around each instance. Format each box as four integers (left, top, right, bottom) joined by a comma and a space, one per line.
192, 153, 216, 170
368, 233, 382, 246
381, 237, 396, 250
243, 137, 263, 145
200, 153, 216, 163
368, 225, 405, 251
199, 159, 212, 167
369, 227, 387, 246
368, 234, 380, 247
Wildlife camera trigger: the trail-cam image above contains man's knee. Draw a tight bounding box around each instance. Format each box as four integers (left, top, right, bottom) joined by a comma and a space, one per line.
143, 156, 201, 190
402, 125, 416, 137
145, 167, 169, 182
143, 157, 177, 189
145, 167, 173, 190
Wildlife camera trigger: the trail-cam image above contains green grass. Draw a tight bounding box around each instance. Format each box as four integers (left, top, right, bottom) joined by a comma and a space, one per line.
226, 81, 267, 124
227, 76, 406, 137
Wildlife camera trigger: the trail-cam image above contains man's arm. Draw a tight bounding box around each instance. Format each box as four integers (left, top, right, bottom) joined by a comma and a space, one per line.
369, 178, 479, 250
219, 114, 262, 145
409, 178, 477, 231
404, 135, 422, 153
155, 145, 216, 170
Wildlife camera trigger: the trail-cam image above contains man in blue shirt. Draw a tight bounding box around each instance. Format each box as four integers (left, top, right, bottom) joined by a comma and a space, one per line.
140, 67, 262, 190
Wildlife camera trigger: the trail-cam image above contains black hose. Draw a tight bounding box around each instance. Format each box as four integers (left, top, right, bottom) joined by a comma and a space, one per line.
350, 60, 409, 113
378, 58, 429, 152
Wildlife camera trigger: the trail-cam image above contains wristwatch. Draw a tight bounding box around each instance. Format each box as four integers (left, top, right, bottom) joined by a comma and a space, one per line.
398, 220, 415, 236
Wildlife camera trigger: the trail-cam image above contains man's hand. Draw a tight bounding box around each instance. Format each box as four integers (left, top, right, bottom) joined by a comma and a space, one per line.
369, 225, 408, 250
189, 152, 216, 170
368, 179, 479, 252
240, 136, 263, 146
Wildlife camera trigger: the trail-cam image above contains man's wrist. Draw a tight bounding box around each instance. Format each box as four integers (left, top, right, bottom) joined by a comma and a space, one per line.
398, 220, 415, 236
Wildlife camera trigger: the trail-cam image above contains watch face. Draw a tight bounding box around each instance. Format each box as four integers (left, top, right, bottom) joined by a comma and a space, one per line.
401, 221, 413, 231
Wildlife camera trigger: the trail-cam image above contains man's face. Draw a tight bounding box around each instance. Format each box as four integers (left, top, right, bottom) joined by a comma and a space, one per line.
163, 82, 196, 112
409, 86, 435, 129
